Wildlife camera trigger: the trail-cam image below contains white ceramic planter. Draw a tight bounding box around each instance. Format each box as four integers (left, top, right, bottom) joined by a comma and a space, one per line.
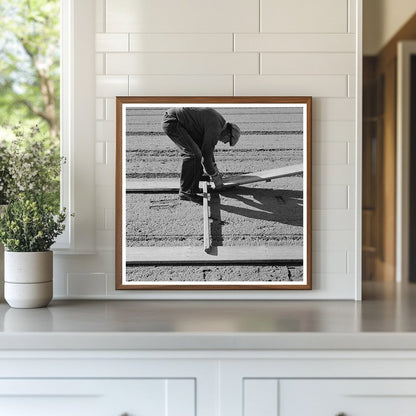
4, 251, 53, 308
0, 243, 4, 302
0, 205, 7, 302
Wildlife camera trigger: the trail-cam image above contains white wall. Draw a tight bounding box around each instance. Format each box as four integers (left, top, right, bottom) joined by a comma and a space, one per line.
53, 0, 361, 300
364, 0, 416, 55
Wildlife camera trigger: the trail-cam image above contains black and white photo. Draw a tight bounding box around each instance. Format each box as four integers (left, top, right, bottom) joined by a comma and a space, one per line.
116, 97, 311, 290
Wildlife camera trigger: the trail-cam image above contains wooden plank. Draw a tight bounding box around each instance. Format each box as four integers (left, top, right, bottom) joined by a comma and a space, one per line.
126, 164, 303, 192
126, 180, 179, 192
221, 164, 303, 188
202, 182, 211, 251
125, 246, 303, 264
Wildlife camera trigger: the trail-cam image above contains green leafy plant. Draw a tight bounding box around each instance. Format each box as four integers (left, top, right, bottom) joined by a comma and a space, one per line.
0, 123, 61, 210
0, 123, 67, 252
0, 196, 66, 252
0, 139, 12, 205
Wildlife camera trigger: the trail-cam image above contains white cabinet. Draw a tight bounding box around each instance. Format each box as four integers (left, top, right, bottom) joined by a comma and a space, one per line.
248, 379, 416, 416
219, 353, 416, 415
0, 379, 195, 416
0, 353, 218, 416
280, 380, 416, 416
1, 350, 416, 415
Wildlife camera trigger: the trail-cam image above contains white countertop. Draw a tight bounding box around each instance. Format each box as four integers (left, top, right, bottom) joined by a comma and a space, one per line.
1, 281, 416, 350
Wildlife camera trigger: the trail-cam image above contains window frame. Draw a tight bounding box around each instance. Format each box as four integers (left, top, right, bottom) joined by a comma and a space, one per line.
52, 0, 96, 253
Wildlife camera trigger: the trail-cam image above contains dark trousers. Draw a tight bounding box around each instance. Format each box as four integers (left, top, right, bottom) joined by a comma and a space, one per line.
162, 113, 202, 194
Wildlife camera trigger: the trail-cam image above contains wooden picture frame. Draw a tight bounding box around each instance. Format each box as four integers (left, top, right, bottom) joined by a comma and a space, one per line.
116, 96, 312, 290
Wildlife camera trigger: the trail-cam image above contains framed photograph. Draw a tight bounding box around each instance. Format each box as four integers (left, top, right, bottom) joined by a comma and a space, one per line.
116, 97, 311, 290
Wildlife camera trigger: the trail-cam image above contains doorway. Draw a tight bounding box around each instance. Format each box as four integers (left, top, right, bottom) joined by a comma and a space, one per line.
396, 41, 416, 283
362, 12, 416, 282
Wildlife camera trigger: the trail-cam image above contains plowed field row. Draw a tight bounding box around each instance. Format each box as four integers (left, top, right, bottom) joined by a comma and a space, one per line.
125, 106, 304, 282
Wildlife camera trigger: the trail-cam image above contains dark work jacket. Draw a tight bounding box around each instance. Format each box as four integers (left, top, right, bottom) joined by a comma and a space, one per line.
170, 107, 226, 175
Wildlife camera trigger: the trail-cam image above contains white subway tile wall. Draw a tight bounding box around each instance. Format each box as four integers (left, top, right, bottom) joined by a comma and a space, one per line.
261, 0, 348, 33
105, 98, 116, 120
313, 166, 355, 185
348, 75, 357, 98
312, 210, 355, 231
67, 273, 107, 296
261, 53, 355, 75
95, 53, 105, 75
234, 34, 356, 53
96, 75, 128, 97
105, 0, 260, 33
128, 75, 234, 96
312, 185, 350, 210
96, 142, 106, 164
63, 0, 359, 299
129, 34, 234, 52
96, 33, 129, 52
95, 0, 105, 32
106, 53, 260, 75
349, 0, 357, 33
313, 121, 355, 142
312, 98, 355, 121
312, 251, 348, 274
235, 75, 348, 97
313, 142, 349, 165
96, 98, 104, 120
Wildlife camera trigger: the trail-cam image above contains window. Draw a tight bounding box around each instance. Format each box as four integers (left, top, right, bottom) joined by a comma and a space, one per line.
0, 0, 96, 252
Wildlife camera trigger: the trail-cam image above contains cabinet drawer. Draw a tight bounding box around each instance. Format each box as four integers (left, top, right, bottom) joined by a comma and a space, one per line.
0, 379, 195, 416
280, 379, 416, 416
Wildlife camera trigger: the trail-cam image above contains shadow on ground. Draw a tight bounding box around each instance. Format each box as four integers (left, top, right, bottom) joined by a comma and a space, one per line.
214, 187, 303, 224
210, 186, 303, 247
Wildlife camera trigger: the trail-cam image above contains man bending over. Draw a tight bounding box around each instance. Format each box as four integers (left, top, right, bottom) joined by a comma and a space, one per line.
162, 107, 240, 202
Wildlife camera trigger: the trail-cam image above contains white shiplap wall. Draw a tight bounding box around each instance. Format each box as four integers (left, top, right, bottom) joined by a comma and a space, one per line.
55, 0, 361, 300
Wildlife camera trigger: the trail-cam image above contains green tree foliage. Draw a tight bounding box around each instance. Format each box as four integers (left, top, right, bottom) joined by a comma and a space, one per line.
0, 0, 60, 140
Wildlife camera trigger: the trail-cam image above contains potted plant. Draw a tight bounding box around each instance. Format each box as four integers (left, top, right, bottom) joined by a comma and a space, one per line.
0, 124, 65, 308
0, 196, 66, 308
0, 135, 13, 300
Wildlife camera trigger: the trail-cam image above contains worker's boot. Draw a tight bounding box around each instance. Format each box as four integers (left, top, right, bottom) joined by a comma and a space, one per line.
179, 191, 202, 204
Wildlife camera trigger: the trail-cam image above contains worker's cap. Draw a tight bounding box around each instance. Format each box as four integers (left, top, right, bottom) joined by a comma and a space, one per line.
227, 122, 241, 146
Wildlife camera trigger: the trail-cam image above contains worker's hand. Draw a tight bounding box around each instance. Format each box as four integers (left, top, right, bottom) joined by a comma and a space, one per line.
210, 172, 224, 190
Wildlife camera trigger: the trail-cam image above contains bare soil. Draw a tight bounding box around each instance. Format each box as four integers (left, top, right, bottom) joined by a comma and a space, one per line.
126, 264, 303, 282
124, 106, 304, 282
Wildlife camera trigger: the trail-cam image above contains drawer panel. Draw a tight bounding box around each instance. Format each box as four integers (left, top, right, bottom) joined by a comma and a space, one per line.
280, 380, 416, 416
0, 379, 195, 416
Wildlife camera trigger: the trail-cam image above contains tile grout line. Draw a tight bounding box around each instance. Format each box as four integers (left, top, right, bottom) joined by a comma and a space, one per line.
259, 0, 262, 32
346, 74, 349, 97
347, 0, 351, 33
346, 250, 349, 274
103, 0, 106, 33
233, 74, 236, 96
347, 74, 350, 97
259, 53, 262, 75
347, 185, 350, 210
347, 141, 350, 164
